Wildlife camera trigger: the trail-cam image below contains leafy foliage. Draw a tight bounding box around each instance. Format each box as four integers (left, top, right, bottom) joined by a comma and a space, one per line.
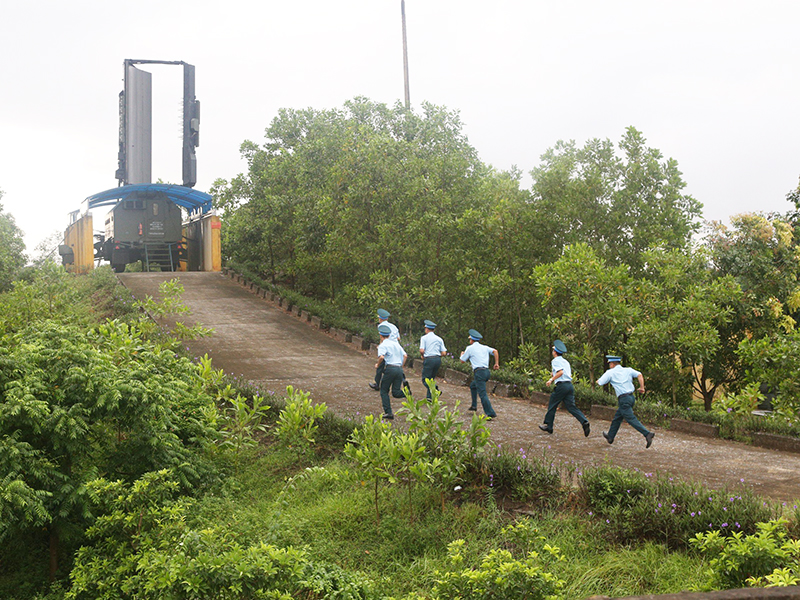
400, 386, 491, 507
533, 243, 634, 384
0, 189, 27, 292
580, 465, 777, 548
0, 318, 219, 577
219, 100, 700, 361
690, 518, 800, 590
628, 248, 741, 406
430, 538, 564, 600
132, 278, 213, 344
275, 385, 327, 448
480, 447, 563, 507
529, 127, 702, 274
67, 470, 376, 600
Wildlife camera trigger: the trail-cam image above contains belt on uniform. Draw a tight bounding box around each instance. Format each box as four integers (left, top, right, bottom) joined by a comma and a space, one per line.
474, 367, 489, 371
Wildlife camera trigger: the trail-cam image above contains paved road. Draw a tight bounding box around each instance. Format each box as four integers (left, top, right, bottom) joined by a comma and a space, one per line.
119, 272, 800, 503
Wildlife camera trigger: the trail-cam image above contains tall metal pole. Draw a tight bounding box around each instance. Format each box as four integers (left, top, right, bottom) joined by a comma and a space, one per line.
401, 0, 410, 109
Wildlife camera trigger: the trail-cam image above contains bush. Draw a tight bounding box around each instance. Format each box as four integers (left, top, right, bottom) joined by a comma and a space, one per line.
479, 448, 564, 508
67, 470, 377, 600
690, 518, 800, 590
430, 539, 564, 600
275, 385, 328, 448
580, 465, 778, 548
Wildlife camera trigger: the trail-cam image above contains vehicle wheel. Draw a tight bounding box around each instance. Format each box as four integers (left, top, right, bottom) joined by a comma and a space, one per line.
112, 263, 126, 273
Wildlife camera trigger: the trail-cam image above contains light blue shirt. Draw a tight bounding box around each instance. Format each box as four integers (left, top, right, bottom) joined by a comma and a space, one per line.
597, 365, 641, 397
420, 331, 447, 357
460, 342, 495, 370
378, 339, 406, 366
551, 355, 572, 383
378, 320, 400, 341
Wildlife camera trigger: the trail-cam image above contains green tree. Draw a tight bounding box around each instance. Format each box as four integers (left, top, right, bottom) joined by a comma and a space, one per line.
0, 320, 217, 579
627, 248, 741, 408
0, 189, 27, 291
703, 213, 800, 407
533, 243, 635, 384
529, 127, 702, 274
218, 97, 490, 315
738, 330, 800, 417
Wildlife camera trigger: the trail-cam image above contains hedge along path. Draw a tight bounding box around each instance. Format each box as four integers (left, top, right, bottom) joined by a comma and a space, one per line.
118, 272, 800, 503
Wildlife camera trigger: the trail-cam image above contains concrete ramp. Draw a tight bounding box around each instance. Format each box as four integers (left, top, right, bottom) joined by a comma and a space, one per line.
119, 272, 377, 408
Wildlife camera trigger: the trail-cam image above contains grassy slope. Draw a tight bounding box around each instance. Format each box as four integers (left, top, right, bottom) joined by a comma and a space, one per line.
194, 441, 707, 598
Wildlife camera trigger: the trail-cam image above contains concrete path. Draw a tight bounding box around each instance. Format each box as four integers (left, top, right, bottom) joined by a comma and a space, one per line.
119, 272, 800, 503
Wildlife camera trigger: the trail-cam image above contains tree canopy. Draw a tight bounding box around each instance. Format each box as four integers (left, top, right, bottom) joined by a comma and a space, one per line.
217, 98, 702, 370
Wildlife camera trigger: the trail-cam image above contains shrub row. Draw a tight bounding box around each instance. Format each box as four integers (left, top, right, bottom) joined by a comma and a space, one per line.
580, 465, 779, 549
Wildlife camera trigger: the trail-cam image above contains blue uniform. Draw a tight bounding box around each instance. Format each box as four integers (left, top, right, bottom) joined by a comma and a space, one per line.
542, 355, 587, 432
597, 365, 651, 441
551, 356, 572, 382
597, 365, 640, 397
420, 331, 446, 357
460, 342, 497, 418
420, 331, 447, 398
377, 339, 407, 416
374, 320, 401, 387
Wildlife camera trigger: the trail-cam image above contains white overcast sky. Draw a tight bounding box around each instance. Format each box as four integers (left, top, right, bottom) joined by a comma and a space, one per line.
1, 1, 798, 254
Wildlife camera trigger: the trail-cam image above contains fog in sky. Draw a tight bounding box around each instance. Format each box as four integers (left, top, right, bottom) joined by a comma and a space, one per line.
1, 1, 798, 255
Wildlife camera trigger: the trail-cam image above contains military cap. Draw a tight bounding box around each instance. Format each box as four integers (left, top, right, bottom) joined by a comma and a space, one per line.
377, 308, 390, 319
553, 339, 568, 355
378, 324, 392, 336
606, 355, 623, 363
468, 329, 482, 341
424, 320, 437, 329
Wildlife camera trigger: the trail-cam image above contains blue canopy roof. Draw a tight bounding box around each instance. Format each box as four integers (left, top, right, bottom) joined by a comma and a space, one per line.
84, 184, 213, 217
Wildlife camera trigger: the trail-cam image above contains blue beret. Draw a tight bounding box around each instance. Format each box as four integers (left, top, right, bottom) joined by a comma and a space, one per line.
606, 355, 623, 363
378, 324, 391, 336
468, 329, 482, 341
553, 339, 567, 355
424, 320, 437, 329
377, 309, 390, 319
